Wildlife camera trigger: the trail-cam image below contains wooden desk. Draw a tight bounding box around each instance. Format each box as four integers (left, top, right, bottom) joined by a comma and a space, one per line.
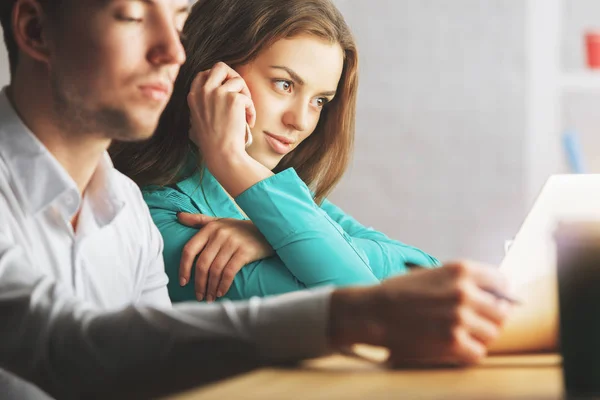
168, 347, 562, 400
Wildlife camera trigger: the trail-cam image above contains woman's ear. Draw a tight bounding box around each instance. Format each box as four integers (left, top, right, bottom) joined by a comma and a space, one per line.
11, 0, 52, 66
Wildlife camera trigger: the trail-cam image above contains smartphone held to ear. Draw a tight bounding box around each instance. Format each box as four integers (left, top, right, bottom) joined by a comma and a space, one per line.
245, 123, 253, 148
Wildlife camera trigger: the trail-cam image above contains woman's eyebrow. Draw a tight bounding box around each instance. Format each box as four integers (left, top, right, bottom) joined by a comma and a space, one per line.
269, 65, 337, 96
270, 65, 305, 85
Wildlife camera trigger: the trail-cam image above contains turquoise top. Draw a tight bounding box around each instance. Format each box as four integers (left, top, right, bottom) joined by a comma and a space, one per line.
143, 167, 440, 302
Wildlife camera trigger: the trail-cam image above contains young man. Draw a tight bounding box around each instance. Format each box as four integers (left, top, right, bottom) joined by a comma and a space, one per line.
0, 0, 511, 398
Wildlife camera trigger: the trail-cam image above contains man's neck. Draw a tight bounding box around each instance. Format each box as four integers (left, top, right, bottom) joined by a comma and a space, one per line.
7, 79, 111, 195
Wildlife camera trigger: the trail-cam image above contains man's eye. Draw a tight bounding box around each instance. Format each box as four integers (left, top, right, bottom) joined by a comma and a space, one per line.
116, 15, 143, 23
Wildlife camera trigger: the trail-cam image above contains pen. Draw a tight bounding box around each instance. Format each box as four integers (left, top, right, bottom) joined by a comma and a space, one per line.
405, 262, 521, 305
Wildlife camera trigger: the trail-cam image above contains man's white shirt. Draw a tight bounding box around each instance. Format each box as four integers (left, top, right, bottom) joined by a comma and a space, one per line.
0, 91, 170, 310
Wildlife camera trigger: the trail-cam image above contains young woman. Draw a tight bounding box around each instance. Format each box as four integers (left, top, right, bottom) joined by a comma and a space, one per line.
111, 0, 439, 303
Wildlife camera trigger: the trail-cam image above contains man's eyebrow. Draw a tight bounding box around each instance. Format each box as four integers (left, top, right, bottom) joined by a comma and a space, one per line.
174, 1, 191, 15
120, 0, 191, 14
270, 65, 337, 97
178, 6, 190, 15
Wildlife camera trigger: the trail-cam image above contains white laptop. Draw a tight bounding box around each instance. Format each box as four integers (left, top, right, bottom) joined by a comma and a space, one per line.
499, 174, 600, 289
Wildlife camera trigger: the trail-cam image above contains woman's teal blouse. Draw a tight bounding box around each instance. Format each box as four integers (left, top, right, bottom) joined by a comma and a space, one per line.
143, 167, 440, 302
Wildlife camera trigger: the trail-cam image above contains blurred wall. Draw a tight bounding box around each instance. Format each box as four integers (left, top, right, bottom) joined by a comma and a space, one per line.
562, 0, 600, 173
330, 0, 528, 264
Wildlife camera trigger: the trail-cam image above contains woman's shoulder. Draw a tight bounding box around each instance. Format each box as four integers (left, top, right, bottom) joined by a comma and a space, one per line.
142, 183, 181, 200
142, 183, 203, 214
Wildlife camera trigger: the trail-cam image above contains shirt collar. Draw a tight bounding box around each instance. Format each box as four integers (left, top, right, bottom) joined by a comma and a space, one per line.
0, 88, 124, 226
84, 154, 126, 228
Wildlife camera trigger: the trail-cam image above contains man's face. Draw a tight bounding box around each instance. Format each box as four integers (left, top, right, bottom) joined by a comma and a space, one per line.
46, 0, 188, 140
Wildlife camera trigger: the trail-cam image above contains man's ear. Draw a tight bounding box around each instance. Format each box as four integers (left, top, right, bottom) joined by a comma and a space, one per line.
11, 0, 52, 66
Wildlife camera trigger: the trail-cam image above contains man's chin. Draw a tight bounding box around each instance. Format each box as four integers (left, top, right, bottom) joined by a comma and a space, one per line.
113, 130, 155, 142
110, 119, 159, 142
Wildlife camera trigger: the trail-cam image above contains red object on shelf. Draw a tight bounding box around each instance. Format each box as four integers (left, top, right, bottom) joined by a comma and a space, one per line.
585, 31, 600, 69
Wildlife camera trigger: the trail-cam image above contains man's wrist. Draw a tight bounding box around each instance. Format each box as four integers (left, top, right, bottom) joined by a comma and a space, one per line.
328, 286, 381, 349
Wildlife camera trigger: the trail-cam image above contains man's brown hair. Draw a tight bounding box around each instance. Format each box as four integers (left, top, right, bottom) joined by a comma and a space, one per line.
111, 0, 359, 205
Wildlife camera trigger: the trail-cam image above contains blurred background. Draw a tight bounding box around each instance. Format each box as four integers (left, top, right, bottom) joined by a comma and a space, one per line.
1, 0, 599, 264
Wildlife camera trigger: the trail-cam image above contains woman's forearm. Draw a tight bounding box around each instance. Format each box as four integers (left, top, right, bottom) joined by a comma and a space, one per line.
235, 169, 379, 288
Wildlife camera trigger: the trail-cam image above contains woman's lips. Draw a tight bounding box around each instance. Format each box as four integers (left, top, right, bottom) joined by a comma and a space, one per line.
264, 132, 294, 155
139, 84, 171, 102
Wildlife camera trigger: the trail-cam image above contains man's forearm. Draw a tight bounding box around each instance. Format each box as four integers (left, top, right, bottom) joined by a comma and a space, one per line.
0, 239, 333, 399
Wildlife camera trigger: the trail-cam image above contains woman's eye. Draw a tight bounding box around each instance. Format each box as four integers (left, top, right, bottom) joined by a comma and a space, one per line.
274, 80, 293, 93
311, 97, 330, 109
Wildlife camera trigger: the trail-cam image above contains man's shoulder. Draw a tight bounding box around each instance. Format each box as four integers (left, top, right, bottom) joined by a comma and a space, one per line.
110, 167, 143, 197
108, 168, 152, 217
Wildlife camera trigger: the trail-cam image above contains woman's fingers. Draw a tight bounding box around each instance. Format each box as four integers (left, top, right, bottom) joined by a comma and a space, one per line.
216, 251, 247, 298
178, 218, 269, 301
194, 235, 225, 301
218, 78, 256, 126
178, 212, 219, 228
179, 227, 211, 286
189, 69, 211, 96
204, 62, 252, 99
187, 62, 256, 149
205, 244, 236, 302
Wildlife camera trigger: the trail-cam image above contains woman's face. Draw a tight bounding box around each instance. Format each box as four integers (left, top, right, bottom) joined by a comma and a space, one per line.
236, 35, 344, 170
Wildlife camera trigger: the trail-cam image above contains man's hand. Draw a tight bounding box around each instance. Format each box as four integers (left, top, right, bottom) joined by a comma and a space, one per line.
329, 261, 512, 366
178, 212, 274, 302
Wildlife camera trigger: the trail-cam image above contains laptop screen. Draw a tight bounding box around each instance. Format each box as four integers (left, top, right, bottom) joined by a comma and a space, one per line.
500, 174, 600, 289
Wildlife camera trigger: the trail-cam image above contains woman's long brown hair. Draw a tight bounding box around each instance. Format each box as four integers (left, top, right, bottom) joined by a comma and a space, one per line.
110, 0, 359, 204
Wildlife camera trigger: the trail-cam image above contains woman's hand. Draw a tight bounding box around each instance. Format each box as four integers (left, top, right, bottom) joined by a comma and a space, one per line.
177, 212, 274, 302
187, 62, 256, 171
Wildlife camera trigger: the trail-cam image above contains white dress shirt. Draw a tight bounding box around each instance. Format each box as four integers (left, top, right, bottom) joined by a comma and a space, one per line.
0, 90, 332, 399
0, 95, 171, 310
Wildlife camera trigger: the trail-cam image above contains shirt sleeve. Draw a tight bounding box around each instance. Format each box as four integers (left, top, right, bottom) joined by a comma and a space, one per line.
235, 169, 379, 287
319, 199, 441, 280
143, 188, 309, 301
0, 228, 332, 399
